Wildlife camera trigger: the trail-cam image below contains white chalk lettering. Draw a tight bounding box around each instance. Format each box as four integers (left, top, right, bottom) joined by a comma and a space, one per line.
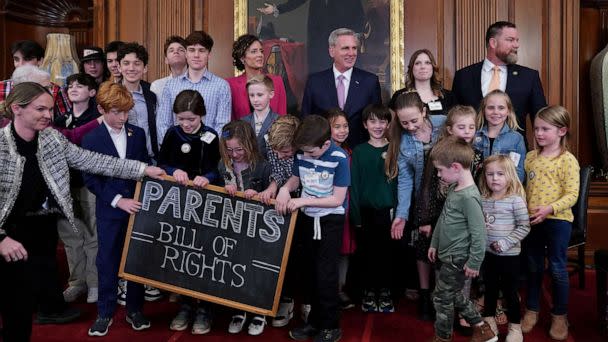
158, 186, 182, 218
244, 203, 264, 238
202, 194, 222, 227
183, 189, 203, 224
141, 181, 163, 211
231, 264, 246, 288
221, 199, 244, 233
157, 222, 174, 243
260, 209, 283, 243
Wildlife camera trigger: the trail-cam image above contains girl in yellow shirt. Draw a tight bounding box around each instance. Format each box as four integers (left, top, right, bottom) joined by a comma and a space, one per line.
522, 106, 579, 341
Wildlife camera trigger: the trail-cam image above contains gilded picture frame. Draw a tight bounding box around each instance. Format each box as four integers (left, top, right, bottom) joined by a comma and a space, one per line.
234, 0, 404, 107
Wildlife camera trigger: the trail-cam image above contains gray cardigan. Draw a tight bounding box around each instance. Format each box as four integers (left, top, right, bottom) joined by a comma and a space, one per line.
0, 125, 147, 236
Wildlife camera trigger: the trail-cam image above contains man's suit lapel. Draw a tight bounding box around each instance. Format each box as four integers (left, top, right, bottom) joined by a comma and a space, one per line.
473, 62, 484, 101
324, 69, 339, 107
343, 68, 360, 114
125, 124, 136, 159
505, 64, 518, 95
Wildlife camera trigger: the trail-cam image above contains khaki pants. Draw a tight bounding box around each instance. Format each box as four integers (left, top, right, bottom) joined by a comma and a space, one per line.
57, 186, 98, 288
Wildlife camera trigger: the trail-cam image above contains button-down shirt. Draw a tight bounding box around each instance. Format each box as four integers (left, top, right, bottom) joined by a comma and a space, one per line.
333, 65, 353, 101
103, 121, 128, 208
126, 83, 153, 157
157, 69, 231, 143
481, 59, 507, 96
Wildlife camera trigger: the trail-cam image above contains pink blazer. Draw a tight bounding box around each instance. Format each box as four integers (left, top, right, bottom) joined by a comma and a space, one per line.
226, 73, 287, 120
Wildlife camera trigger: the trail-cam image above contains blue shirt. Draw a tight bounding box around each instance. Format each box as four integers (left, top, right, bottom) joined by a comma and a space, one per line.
293, 141, 350, 217
157, 69, 231, 143
395, 115, 446, 220
127, 85, 153, 157
473, 124, 527, 182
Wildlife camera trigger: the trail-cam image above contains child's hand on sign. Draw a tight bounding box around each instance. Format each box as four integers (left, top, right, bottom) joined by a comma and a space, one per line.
193, 176, 209, 188
117, 198, 142, 214
225, 184, 238, 196
172, 169, 190, 185
275, 188, 292, 215
244, 189, 258, 200
286, 198, 305, 212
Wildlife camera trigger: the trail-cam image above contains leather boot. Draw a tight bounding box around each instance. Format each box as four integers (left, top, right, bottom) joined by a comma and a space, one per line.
549, 314, 568, 340
470, 322, 498, 342
521, 309, 538, 333
428, 334, 452, 342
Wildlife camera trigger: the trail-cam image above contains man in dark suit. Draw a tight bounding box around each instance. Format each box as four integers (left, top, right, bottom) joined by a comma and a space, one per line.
83, 82, 151, 336
117, 42, 160, 161
452, 21, 546, 139
301, 28, 382, 147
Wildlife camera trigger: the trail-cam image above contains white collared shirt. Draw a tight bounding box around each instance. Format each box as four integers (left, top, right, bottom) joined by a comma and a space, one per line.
481, 58, 507, 96
333, 65, 353, 101
103, 121, 127, 159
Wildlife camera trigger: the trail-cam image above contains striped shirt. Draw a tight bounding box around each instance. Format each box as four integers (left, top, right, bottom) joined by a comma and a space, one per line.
293, 142, 350, 217
482, 195, 530, 256
156, 69, 231, 143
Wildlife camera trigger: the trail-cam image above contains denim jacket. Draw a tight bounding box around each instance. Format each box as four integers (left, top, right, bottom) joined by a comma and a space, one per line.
395, 115, 446, 220
473, 124, 526, 182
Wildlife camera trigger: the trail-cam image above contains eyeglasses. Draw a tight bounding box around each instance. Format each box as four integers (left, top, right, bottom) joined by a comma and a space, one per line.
226, 147, 245, 154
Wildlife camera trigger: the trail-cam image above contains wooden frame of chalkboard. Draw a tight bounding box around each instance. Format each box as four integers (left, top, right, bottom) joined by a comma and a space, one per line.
118, 176, 298, 316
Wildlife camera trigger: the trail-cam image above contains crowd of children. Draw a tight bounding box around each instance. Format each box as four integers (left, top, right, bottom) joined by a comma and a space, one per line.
0, 37, 582, 342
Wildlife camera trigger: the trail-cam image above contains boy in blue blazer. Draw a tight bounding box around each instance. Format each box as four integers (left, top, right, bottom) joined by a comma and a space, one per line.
82, 82, 151, 337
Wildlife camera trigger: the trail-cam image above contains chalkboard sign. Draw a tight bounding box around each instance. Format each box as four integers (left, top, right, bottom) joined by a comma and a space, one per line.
119, 177, 297, 316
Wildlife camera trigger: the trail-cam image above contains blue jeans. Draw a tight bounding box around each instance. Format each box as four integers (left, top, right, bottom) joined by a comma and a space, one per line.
525, 219, 571, 315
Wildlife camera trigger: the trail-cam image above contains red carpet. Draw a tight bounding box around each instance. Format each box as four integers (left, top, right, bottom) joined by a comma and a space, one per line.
30, 270, 605, 342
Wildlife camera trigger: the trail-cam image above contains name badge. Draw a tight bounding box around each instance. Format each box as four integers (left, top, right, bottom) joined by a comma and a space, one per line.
428, 101, 443, 111
509, 152, 521, 166
200, 132, 216, 144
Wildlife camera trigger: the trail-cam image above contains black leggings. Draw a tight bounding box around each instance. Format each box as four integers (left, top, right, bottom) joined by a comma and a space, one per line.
481, 252, 522, 323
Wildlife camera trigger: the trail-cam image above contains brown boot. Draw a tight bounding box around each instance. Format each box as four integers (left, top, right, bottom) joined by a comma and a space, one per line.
470, 322, 498, 342
428, 335, 452, 342
549, 314, 569, 340
521, 309, 538, 333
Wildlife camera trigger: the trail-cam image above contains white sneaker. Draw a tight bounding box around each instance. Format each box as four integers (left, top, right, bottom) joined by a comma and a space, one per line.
86, 287, 98, 303
228, 312, 247, 334
272, 298, 294, 327
301, 304, 311, 323
144, 285, 162, 301
248, 315, 266, 336
170, 309, 191, 331
63, 285, 86, 302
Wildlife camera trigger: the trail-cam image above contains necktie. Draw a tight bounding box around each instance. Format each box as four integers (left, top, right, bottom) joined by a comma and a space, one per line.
337, 75, 345, 110
488, 66, 501, 93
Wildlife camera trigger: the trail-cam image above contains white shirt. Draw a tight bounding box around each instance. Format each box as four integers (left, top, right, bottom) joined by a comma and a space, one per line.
333, 65, 353, 101
481, 58, 507, 96
102, 121, 128, 208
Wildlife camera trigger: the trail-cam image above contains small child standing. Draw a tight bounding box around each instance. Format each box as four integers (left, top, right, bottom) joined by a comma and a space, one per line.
242, 75, 279, 158
158, 89, 220, 335
219, 120, 271, 336
275, 115, 350, 342
474, 90, 527, 182
350, 104, 396, 313
478, 155, 530, 341
324, 108, 355, 310
521, 106, 579, 341
55, 73, 101, 304
427, 136, 497, 342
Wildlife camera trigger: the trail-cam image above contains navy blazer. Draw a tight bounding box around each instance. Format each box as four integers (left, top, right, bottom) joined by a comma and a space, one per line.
452, 62, 546, 135
140, 80, 160, 157
242, 110, 280, 158
82, 123, 150, 220
301, 67, 382, 146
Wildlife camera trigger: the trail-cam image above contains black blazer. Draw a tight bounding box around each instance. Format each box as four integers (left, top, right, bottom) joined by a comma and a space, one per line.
452, 62, 546, 134
301, 67, 382, 146
140, 80, 159, 157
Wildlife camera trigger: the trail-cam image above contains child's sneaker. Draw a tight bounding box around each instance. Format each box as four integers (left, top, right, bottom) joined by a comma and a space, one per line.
63, 285, 86, 303
191, 308, 212, 335
125, 311, 151, 331
377, 289, 395, 313
247, 315, 266, 336
272, 297, 294, 327
170, 308, 191, 331
144, 285, 162, 301
117, 279, 127, 306
88, 317, 112, 337
361, 290, 378, 313
86, 287, 98, 303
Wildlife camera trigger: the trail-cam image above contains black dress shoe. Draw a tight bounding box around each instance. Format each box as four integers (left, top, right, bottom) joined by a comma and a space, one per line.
289, 323, 319, 341
34, 307, 81, 324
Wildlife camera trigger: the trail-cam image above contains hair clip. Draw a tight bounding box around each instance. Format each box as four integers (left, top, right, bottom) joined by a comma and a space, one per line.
221, 130, 231, 139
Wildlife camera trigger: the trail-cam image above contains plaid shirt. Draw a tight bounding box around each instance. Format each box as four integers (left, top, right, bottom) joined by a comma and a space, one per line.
0, 79, 71, 119
265, 140, 294, 188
